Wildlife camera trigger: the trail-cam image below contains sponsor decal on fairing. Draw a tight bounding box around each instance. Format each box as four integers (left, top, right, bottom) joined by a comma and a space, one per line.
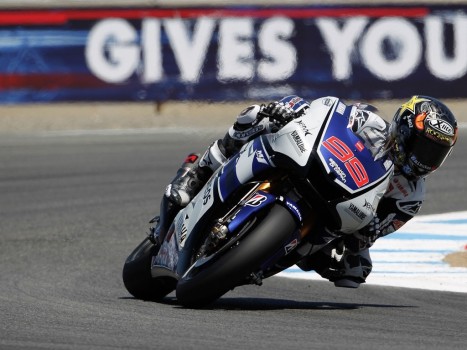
346, 203, 367, 221
284, 239, 299, 255
289, 130, 307, 154
245, 194, 268, 207
329, 158, 347, 183
295, 120, 312, 136
255, 150, 268, 164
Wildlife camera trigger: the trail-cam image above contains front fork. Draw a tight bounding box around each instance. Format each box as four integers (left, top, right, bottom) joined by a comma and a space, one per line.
231, 179, 318, 278
257, 179, 316, 241
256, 193, 321, 279
149, 195, 181, 245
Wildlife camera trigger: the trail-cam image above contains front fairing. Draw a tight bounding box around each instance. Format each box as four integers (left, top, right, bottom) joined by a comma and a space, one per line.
264, 97, 331, 173
263, 97, 394, 232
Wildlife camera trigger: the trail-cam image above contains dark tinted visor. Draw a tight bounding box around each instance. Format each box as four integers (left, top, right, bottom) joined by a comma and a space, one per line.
410, 133, 452, 170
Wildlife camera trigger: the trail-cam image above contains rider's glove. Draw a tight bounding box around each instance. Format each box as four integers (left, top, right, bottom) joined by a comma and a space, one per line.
348, 217, 381, 251
261, 101, 296, 126
358, 216, 381, 237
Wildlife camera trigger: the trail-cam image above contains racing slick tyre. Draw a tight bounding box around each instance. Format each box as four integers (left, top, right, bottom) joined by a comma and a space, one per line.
176, 204, 296, 307
122, 237, 176, 301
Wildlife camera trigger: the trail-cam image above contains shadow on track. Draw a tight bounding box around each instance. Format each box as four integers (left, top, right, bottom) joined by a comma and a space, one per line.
121, 296, 414, 311
182, 297, 415, 311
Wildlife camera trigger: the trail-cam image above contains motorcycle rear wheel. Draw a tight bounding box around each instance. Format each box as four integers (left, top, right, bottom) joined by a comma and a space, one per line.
176, 204, 296, 307
122, 237, 176, 301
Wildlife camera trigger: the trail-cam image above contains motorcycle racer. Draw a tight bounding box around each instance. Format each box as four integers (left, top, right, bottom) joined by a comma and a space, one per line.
157, 95, 458, 289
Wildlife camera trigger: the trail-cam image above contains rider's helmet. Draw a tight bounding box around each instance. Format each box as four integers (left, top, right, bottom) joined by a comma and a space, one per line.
390, 96, 458, 178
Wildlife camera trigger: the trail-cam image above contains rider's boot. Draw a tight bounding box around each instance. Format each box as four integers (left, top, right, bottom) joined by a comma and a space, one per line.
298, 238, 372, 289
332, 247, 372, 288
149, 153, 201, 244
165, 140, 227, 207
151, 141, 228, 243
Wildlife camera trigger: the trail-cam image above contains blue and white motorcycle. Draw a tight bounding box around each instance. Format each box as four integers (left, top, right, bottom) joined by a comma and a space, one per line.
122, 97, 393, 307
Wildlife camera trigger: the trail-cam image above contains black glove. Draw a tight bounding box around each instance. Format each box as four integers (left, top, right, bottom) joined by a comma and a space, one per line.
261, 101, 296, 126
357, 216, 381, 237
347, 217, 381, 251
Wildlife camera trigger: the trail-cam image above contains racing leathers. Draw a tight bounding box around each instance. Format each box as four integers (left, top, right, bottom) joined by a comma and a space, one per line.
164, 95, 426, 288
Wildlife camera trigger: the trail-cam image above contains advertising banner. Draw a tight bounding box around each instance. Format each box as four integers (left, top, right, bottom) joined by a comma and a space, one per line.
0, 5, 466, 103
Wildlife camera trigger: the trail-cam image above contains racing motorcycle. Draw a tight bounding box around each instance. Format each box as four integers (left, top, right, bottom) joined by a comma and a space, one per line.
122, 97, 393, 307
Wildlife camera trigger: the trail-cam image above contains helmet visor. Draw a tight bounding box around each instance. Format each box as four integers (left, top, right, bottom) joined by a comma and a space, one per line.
409, 133, 453, 172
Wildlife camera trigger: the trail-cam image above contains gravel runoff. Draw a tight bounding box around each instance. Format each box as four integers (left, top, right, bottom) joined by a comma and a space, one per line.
1, 99, 466, 134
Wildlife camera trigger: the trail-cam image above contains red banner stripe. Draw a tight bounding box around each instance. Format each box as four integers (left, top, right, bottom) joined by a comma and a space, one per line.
0, 73, 107, 89
0, 7, 430, 26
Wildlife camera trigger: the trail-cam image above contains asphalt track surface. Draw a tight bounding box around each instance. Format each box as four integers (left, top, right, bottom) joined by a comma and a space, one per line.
1, 128, 466, 350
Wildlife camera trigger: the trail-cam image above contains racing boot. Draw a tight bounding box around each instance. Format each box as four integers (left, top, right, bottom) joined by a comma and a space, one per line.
296, 225, 342, 273
166, 140, 227, 207
165, 153, 205, 207
297, 240, 341, 276
149, 153, 202, 244
331, 247, 372, 288
297, 236, 372, 289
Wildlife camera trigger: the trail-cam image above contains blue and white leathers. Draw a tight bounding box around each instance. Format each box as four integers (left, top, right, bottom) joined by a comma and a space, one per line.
152, 97, 394, 278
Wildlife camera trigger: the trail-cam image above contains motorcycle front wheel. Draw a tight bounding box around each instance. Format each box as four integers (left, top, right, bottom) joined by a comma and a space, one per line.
176, 204, 296, 307
122, 237, 176, 301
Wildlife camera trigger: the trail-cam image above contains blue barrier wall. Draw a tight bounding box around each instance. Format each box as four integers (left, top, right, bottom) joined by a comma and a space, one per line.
0, 5, 466, 103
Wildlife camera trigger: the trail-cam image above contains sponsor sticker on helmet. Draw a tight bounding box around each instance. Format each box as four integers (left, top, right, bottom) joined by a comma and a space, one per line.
425, 127, 454, 145
399, 96, 430, 115
427, 118, 455, 135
